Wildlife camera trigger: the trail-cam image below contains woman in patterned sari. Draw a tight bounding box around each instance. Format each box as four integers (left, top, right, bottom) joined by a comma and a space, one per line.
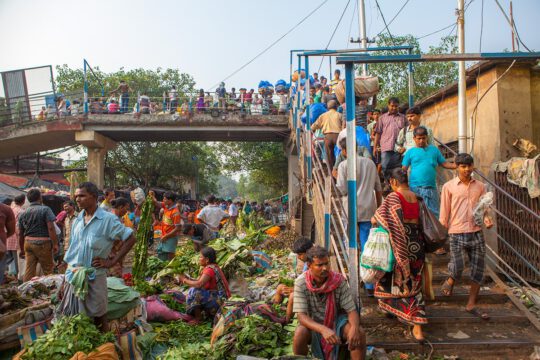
373, 168, 427, 342
178, 246, 231, 321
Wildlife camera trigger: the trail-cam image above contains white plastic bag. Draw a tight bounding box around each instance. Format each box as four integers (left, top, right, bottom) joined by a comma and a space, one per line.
360, 266, 385, 284
360, 227, 395, 272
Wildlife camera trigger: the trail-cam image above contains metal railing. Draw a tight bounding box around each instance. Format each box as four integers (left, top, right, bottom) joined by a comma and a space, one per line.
0, 91, 291, 129
292, 89, 351, 281
435, 138, 540, 310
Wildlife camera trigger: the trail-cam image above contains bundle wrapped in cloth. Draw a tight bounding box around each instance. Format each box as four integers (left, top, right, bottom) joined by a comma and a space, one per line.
334, 76, 380, 104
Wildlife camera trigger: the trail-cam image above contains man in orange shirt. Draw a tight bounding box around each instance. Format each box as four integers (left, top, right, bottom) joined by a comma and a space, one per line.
439, 153, 493, 320
152, 191, 182, 261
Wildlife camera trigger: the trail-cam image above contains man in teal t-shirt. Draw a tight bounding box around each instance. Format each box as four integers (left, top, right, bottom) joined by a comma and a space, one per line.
402, 126, 456, 218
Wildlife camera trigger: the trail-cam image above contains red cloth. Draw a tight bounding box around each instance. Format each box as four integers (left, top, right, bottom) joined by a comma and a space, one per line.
202, 267, 217, 290
205, 264, 231, 298
374, 192, 410, 290
395, 192, 419, 219
6, 205, 22, 250
304, 270, 344, 360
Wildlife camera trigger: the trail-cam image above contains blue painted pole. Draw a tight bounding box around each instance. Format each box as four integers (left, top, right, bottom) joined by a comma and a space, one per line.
324, 177, 331, 250
345, 62, 359, 303
296, 55, 302, 156
83, 59, 88, 114
408, 48, 414, 107
305, 56, 312, 182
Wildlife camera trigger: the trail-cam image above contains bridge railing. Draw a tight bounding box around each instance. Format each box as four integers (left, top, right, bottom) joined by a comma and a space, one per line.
0, 91, 291, 129
291, 89, 351, 282
0, 90, 84, 127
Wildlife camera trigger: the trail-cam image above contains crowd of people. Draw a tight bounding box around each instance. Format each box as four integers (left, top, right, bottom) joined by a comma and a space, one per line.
292, 67, 495, 348
0, 67, 498, 358
35, 78, 294, 120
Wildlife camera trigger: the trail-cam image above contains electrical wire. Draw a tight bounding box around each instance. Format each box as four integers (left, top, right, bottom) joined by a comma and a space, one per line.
470, 60, 516, 153
373, 0, 411, 38
207, 0, 329, 90
416, 23, 455, 40
374, 0, 397, 44
318, 0, 352, 73
345, 0, 358, 49
470, 0, 484, 154
492, 0, 532, 52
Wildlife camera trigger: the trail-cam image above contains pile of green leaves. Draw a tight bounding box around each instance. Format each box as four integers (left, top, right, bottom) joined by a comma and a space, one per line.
159, 293, 186, 313
160, 342, 213, 360
145, 256, 166, 278
153, 246, 198, 280
133, 196, 155, 283
213, 314, 293, 359
152, 321, 212, 348
21, 314, 115, 360
134, 281, 163, 296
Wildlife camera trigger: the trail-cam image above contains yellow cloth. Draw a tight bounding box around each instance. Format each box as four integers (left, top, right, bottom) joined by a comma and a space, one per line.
69, 343, 119, 360
311, 109, 342, 134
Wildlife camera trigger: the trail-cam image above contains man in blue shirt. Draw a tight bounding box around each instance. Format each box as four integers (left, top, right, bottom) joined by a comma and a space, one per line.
402, 126, 456, 219
59, 182, 135, 331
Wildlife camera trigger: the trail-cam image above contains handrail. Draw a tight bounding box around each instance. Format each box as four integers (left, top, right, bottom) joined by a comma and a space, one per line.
435, 137, 540, 222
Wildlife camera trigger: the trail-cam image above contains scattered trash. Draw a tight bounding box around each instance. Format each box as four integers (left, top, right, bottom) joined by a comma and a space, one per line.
447, 330, 470, 339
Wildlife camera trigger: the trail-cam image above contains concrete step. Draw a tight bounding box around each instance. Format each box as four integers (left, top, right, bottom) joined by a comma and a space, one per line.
360, 290, 508, 306
367, 339, 539, 360
361, 304, 530, 327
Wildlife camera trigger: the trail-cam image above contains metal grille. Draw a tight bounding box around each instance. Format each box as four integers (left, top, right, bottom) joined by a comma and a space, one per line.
1, 65, 55, 126
494, 171, 540, 285
439, 140, 458, 159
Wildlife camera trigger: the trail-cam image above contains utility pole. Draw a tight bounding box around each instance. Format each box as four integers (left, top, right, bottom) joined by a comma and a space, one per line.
457, 0, 467, 153
358, 0, 368, 75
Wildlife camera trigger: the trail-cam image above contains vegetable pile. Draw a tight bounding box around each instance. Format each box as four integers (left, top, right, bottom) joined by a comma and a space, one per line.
21, 314, 115, 360
212, 314, 295, 359
0, 287, 31, 314
132, 196, 155, 284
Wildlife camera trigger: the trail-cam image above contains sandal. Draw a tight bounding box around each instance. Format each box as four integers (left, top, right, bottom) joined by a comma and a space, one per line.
441, 278, 454, 297
466, 308, 490, 320
434, 248, 447, 256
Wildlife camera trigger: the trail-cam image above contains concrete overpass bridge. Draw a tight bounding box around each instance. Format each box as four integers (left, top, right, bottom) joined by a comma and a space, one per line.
0, 112, 290, 188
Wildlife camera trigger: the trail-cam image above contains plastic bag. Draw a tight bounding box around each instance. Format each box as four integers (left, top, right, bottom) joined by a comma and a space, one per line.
143, 296, 191, 322
473, 191, 493, 226
360, 227, 395, 272
301, 103, 327, 125
360, 266, 385, 284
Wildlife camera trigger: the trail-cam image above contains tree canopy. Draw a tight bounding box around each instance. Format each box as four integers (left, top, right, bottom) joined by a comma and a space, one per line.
216, 142, 288, 201
55, 65, 196, 99
367, 34, 459, 105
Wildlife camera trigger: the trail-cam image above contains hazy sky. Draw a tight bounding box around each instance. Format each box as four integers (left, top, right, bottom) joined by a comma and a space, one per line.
1, 0, 539, 94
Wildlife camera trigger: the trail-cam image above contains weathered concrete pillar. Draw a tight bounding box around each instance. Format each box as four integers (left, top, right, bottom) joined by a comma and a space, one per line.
86, 147, 108, 189
75, 131, 116, 189
288, 153, 300, 210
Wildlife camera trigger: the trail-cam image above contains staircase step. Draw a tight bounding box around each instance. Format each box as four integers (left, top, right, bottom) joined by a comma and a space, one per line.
367, 339, 538, 360
365, 315, 540, 360
360, 291, 508, 305
361, 305, 529, 326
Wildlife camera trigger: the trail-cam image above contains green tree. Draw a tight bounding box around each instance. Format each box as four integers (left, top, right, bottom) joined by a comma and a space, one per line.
237, 173, 280, 203
105, 142, 220, 195
367, 34, 458, 105
217, 142, 287, 199
55, 65, 196, 99
216, 175, 239, 200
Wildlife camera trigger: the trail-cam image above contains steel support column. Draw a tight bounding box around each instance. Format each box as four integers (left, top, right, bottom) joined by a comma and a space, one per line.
345, 62, 359, 304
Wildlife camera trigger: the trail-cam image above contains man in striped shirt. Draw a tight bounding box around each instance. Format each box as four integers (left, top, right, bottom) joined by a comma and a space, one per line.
293, 246, 366, 359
